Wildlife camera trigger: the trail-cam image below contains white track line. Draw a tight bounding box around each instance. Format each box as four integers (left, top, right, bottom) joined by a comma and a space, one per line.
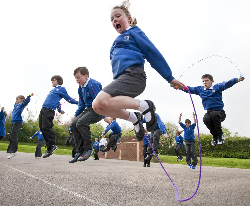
0, 163, 107, 206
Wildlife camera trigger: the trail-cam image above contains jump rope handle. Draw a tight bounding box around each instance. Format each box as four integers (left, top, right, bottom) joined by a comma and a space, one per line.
170, 84, 188, 90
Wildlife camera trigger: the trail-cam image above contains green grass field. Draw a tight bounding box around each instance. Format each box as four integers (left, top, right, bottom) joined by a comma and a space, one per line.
1, 141, 249, 169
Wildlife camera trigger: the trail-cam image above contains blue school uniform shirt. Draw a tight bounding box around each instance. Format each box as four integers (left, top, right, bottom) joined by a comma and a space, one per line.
75, 78, 102, 117
143, 113, 167, 134
0, 111, 6, 137
42, 86, 78, 112
92, 141, 100, 149
185, 78, 238, 110
31, 130, 44, 141
179, 122, 196, 141
175, 135, 184, 145
110, 26, 174, 83
143, 134, 151, 146
103, 120, 122, 135
11, 95, 31, 123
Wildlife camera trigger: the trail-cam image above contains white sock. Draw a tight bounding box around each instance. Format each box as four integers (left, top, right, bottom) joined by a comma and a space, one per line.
138, 100, 151, 122
127, 112, 140, 132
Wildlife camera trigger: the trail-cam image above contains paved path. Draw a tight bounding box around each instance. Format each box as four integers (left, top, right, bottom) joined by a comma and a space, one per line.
0, 151, 249, 206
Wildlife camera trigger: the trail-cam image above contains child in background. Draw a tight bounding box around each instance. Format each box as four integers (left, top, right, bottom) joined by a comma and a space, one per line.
179, 113, 197, 169
183, 74, 245, 146
7, 94, 33, 159
174, 130, 184, 161
144, 112, 168, 160
99, 135, 107, 155
40, 75, 78, 158
92, 138, 100, 160
29, 130, 45, 159
0, 107, 7, 140
101, 117, 122, 153
69, 67, 103, 163
92, 0, 185, 142
143, 129, 150, 167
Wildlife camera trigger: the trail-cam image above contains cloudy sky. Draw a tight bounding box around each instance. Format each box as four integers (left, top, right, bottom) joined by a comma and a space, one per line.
1, 0, 249, 137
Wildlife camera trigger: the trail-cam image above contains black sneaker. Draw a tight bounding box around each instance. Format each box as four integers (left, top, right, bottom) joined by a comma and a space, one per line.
143, 164, 146, 167
217, 134, 225, 145
43, 145, 58, 158
147, 164, 150, 167
176, 157, 180, 161
78, 150, 92, 161
69, 153, 81, 163
142, 100, 157, 132
211, 138, 217, 147
133, 112, 145, 141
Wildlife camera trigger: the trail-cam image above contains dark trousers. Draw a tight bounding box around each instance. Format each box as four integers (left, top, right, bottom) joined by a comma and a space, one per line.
143, 145, 150, 165
185, 141, 198, 166
203, 110, 226, 140
35, 139, 45, 157
107, 133, 121, 149
39, 107, 55, 150
7, 122, 22, 153
94, 148, 99, 159
71, 108, 102, 153
174, 144, 183, 159
147, 129, 162, 154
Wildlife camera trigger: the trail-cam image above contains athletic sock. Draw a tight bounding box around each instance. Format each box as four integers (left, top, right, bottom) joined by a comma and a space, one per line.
127, 112, 140, 132
138, 100, 151, 122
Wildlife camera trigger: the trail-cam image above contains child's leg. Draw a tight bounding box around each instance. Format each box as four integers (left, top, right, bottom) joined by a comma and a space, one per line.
35, 139, 45, 157
151, 129, 162, 154
7, 122, 22, 153
174, 145, 179, 157
185, 142, 192, 165
210, 110, 226, 141
203, 112, 215, 137
190, 141, 198, 166
176, 145, 183, 160
39, 108, 55, 150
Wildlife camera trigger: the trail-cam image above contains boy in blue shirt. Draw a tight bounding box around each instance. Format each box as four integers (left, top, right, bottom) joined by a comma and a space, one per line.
143, 129, 151, 167
145, 112, 168, 161
29, 130, 45, 158
40, 75, 78, 158
179, 113, 197, 169
0, 107, 7, 140
92, 138, 100, 160
101, 117, 122, 153
174, 130, 184, 161
7, 94, 33, 159
183, 74, 245, 146
69, 67, 103, 163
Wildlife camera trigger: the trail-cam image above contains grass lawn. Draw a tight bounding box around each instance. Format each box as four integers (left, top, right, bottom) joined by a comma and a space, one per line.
1, 141, 249, 169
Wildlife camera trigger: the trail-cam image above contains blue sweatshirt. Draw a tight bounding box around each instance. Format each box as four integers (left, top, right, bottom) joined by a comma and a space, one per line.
92, 141, 100, 149
110, 26, 174, 83
185, 78, 238, 110
175, 135, 184, 145
0, 111, 6, 137
11, 95, 31, 123
179, 122, 196, 141
75, 78, 102, 117
42, 86, 78, 112
103, 120, 122, 135
143, 113, 167, 134
31, 130, 44, 141
143, 134, 151, 146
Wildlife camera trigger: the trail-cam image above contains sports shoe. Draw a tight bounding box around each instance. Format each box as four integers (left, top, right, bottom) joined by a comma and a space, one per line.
188, 164, 192, 169
142, 100, 157, 132
192, 165, 196, 169
179, 157, 183, 161
133, 112, 145, 141
217, 134, 225, 145
69, 153, 81, 163
78, 150, 92, 161
143, 164, 146, 167
176, 157, 180, 161
211, 138, 217, 147
94, 158, 99, 160
43, 145, 58, 158
147, 164, 150, 167
145, 153, 153, 161
7, 151, 18, 159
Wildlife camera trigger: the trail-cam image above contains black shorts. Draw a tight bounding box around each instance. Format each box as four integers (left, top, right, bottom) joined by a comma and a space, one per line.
102, 67, 146, 98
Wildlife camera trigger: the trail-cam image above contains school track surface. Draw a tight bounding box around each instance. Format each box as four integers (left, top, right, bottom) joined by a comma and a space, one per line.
0, 151, 249, 206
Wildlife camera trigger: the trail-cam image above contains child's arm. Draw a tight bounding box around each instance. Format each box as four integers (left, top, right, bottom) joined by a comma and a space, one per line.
88, 79, 102, 99
0, 108, 4, 120
193, 112, 196, 124
59, 87, 78, 105
238, 76, 245, 82
178, 113, 182, 123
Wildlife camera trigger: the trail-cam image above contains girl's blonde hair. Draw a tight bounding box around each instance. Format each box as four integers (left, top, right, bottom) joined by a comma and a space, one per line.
113, 0, 137, 27
176, 130, 183, 136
